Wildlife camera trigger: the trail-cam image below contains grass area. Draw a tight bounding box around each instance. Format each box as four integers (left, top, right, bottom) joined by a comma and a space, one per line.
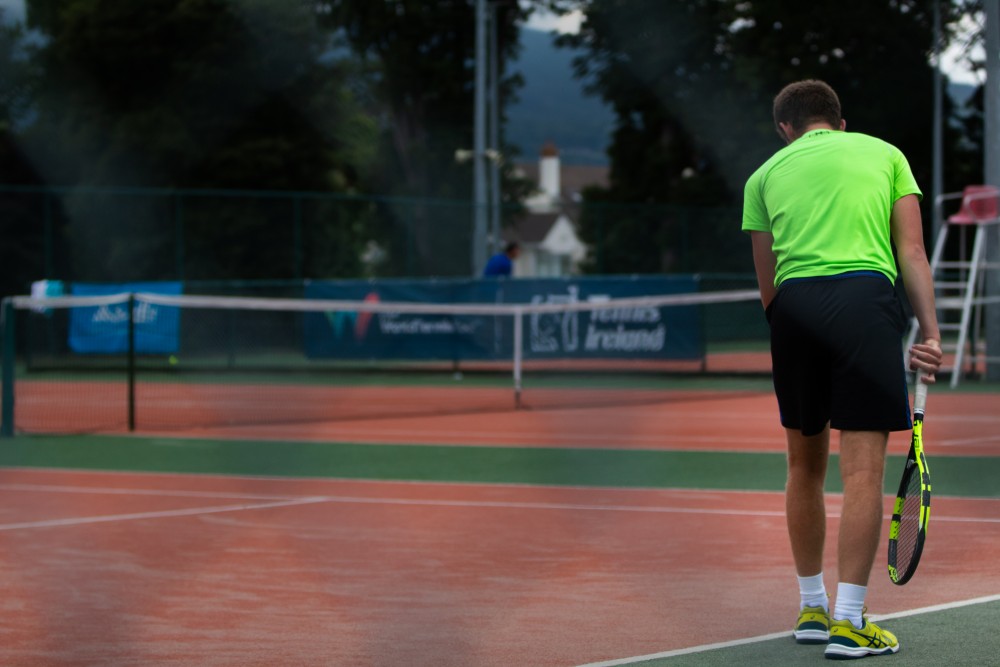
1, 435, 998, 497
632, 599, 1000, 666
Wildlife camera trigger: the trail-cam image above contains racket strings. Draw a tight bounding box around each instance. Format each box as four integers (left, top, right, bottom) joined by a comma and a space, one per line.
894, 472, 924, 572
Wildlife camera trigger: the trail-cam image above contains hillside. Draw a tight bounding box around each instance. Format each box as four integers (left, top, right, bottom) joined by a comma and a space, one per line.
506, 28, 614, 166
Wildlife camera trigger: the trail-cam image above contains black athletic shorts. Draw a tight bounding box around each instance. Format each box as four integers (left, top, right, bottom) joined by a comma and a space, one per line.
767, 271, 912, 436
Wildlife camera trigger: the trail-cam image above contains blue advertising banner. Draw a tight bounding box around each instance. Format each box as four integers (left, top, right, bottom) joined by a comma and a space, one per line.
69, 282, 182, 354
304, 276, 703, 361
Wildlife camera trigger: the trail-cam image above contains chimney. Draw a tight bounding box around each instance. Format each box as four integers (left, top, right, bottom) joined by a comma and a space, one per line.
539, 142, 560, 200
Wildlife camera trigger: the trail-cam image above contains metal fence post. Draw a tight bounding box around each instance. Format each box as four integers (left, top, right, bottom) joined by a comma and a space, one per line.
127, 293, 136, 432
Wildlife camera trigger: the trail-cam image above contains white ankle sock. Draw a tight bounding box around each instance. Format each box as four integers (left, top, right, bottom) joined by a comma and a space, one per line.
833, 583, 866, 627
797, 573, 828, 611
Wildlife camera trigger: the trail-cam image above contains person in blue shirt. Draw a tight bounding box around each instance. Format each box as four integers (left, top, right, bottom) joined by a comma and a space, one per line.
483, 242, 520, 277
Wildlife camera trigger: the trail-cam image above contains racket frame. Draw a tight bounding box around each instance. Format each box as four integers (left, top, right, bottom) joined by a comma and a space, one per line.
887, 377, 930, 585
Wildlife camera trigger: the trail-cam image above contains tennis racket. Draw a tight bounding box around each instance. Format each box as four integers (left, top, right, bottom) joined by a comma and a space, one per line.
887, 377, 930, 585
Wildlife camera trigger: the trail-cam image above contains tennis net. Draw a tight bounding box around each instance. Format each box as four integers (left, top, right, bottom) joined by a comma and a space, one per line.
1, 288, 768, 435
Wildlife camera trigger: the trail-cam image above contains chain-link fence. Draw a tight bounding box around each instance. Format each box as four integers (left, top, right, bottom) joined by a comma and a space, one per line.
1, 185, 753, 296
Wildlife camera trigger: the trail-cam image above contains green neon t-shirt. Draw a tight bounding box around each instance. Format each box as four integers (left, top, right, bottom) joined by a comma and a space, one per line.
742, 129, 922, 286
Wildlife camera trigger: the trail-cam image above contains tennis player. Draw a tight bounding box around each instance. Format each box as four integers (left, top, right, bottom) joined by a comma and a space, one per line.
742, 80, 942, 659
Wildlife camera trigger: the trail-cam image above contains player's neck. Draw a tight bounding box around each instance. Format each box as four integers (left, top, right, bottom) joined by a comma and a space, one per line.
787, 120, 845, 144
799, 122, 838, 135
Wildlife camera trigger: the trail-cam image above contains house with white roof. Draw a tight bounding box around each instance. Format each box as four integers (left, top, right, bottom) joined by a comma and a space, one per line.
508, 143, 603, 277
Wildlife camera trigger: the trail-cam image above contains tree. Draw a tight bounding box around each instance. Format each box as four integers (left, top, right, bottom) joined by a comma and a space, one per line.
16, 0, 377, 281
938, 1, 987, 192
314, 0, 534, 276
552, 0, 972, 274
550, 0, 757, 272
0, 12, 47, 297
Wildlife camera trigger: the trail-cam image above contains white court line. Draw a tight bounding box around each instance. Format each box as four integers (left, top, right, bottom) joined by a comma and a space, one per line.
938, 434, 1000, 448
0, 490, 784, 528
931, 414, 1000, 423
0, 465, 790, 493
234, 494, 1000, 524
192, 426, 783, 448
4, 481, 1000, 525
309, 495, 790, 517
9, 466, 1000, 503
870, 593, 1000, 621
168, 424, 1000, 451
0, 496, 329, 531
932, 515, 1000, 524
573, 594, 1000, 667
0, 482, 299, 501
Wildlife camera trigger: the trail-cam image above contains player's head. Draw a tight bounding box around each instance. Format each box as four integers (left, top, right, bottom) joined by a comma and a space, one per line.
772, 80, 842, 142
505, 241, 520, 258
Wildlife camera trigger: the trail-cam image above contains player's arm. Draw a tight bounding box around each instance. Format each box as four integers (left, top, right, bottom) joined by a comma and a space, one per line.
750, 231, 778, 311
891, 193, 942, 382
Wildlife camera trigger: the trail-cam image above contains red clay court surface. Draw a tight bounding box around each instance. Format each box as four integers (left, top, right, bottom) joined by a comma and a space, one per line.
175, 388, 999, 457
11, 381, 1000, 456
1, 469, 999, 666
3, 381, 999, 665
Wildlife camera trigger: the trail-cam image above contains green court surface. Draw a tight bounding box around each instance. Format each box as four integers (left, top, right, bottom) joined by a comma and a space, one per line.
1, 435, 999, 498
614, 598, 1000, 666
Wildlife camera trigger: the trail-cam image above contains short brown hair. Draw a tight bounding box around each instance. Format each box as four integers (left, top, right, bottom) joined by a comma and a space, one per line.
772, 80, 841, 135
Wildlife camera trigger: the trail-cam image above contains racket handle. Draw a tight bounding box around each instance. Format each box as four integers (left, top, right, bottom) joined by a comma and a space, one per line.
914, 375, 928, 415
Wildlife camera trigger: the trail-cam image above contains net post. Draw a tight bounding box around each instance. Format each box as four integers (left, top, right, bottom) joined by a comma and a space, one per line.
127, 293, 136, 432
1, 298, 15, 437
513, 306, 523, 409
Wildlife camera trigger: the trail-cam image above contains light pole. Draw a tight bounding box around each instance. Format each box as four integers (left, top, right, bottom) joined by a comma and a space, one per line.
472, 0, 489, 276
488, 1, 502, 257
932, 0, 943, 243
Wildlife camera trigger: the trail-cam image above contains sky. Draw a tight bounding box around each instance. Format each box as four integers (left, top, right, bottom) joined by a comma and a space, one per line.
0, 0, 23, 21
940, 12, 984, 85
522, 6, 584, 34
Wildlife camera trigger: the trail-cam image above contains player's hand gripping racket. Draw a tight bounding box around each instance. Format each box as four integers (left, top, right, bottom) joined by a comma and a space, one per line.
887, 377, 930, 585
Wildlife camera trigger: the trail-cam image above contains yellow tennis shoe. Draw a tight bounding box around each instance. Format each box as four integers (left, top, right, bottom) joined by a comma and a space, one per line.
824, 614, 899, 659
793, 605, 830, 644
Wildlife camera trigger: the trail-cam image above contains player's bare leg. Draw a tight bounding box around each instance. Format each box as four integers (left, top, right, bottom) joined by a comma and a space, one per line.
785, 425, 830, 576
837, 430, 889, 585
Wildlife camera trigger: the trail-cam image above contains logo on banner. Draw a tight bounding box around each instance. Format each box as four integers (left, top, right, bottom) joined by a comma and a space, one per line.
356, 293, 379, 339
529, 285, 667, 353
529, 286, 582, 353
326, 292, 380, 342
90, 301, 161, 325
